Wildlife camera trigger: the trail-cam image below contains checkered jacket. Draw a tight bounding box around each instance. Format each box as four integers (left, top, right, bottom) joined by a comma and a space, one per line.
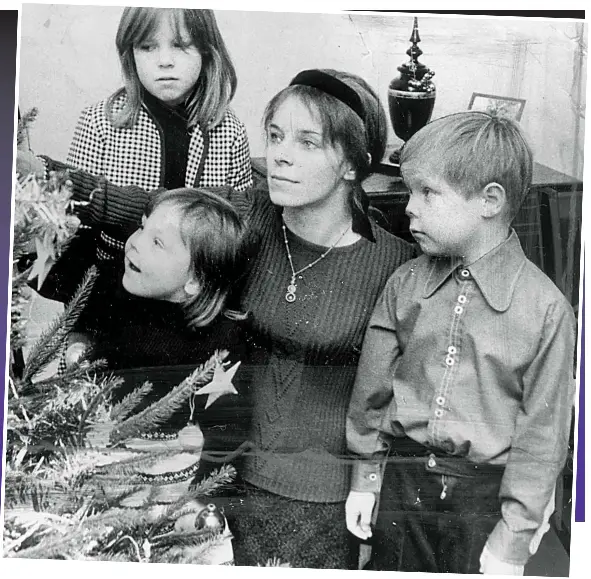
67, 92, 253, 258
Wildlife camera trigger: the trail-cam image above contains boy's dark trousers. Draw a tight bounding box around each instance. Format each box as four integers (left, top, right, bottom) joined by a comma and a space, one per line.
369, 437, 505, 574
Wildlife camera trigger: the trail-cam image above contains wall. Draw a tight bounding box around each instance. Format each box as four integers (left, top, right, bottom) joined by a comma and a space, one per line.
18, 5, 586, 179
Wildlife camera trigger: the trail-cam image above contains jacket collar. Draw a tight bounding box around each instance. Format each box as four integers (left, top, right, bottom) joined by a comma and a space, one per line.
423, 229, 527, 312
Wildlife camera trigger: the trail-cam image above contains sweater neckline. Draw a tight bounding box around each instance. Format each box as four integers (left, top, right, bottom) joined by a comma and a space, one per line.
280, 219, 366, 256
141, 88, 190, 124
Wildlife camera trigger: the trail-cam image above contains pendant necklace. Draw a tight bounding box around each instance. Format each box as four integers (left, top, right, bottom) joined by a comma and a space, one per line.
282, 220, 351, 303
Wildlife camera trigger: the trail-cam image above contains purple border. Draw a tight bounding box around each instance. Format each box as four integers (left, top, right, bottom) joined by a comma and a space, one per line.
576, 276, 585, 521
0, 8, 585, 524
0, 10, 18, 496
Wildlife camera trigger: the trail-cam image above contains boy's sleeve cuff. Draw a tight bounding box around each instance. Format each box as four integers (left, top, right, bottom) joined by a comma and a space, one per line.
350, 460, 383, 494
485, 518, 536, 566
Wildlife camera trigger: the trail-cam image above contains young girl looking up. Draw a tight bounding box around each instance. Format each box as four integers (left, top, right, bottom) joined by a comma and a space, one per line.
66, 7, 252, 260
68, 188, 253, 461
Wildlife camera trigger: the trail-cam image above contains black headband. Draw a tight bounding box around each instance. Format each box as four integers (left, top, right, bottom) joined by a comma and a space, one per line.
289, 70, 365, 123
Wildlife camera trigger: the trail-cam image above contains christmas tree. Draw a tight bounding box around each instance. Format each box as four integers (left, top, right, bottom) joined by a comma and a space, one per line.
4, 111, 289, 567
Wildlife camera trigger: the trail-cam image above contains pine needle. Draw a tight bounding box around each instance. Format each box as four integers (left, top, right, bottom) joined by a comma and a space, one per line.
22, 265, 99, 383
110, 381, 154, 422
110, 351, 228, 444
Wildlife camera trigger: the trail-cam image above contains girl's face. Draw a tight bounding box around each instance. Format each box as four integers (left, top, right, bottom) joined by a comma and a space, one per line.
122, 203, 197, 303
133, 12, 202, 106
265, 96, 352, 210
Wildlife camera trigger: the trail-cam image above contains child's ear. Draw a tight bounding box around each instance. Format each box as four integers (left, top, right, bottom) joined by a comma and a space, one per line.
481, 183, 507, 218
184, 277, 201, 297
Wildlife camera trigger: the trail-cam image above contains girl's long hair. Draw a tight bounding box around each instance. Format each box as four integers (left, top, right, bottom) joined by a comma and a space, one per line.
107, 8, 237, 131
144, 188, 249, 329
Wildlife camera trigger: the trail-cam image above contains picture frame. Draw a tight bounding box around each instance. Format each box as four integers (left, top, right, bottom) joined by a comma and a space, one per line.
468, 92, 526, 121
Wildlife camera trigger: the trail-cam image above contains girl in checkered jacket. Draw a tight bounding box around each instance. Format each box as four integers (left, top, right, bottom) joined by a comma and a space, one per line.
57, 7, 253, 261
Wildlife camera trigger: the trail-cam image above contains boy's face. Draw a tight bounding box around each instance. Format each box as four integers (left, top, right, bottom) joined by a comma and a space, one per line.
123, 203, 195, 303
403, 164, 485, 263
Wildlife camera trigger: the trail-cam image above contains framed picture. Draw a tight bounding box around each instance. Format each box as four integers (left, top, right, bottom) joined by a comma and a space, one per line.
468, 93, 526, 121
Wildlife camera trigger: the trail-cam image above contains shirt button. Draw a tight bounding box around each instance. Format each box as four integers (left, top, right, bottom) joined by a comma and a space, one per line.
447, 345, 457, 355
368, 473, 377, 481
445, 356, 455, 366
460, 269, 471, 278
436, 396, 445, 406
457, 295, 467, 304
454, 305, 464, 315
435, 408, 444, 418
428, 455, 437, 468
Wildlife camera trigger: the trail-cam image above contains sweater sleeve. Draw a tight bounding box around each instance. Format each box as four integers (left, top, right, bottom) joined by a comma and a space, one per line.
485, 298, 576, 565
41, 155, 160, 230
346, 272, 402, 493
42, 155, 259, 232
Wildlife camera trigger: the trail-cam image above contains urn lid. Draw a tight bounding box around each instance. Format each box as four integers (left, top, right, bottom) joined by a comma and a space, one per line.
391, 17, 436, 93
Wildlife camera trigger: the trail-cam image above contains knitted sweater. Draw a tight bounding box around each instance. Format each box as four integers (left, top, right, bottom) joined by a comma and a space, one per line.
67, 261, 253, 464
41, 170, 416, 502
229, 192, 416, 502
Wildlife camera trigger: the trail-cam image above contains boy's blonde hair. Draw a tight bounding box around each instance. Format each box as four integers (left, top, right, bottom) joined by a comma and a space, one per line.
145, 188, 248, 330
108, 8, 237, 131
400, 111, 533, 221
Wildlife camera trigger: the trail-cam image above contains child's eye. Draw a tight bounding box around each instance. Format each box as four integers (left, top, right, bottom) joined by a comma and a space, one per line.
422, 187, 433, 197
137, 43, 155, 52
153, 237, 164, 249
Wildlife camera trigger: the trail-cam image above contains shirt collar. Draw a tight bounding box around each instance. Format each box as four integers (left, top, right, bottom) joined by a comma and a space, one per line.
423, 229, 527, 312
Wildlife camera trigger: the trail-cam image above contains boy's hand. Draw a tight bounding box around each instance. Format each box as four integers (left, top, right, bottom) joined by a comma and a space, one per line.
16, 149, 45, 180
345, 490, 375, 540
479, 545, 524, 575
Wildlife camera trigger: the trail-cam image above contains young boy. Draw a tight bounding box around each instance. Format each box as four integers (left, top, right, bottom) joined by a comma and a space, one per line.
345, 112, 576, 575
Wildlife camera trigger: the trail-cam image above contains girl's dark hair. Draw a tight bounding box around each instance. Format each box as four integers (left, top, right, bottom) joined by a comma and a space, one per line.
145, 188, 248, 329
108, 8, 237, 130
262, 69, 388, 220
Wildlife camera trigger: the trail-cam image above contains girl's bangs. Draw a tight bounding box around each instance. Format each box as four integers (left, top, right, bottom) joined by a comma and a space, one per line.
127, 8, 188, 46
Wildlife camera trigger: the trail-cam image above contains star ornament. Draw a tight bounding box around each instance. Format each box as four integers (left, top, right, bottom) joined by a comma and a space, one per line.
27, 236, 55, 290
196, 361, 241, 409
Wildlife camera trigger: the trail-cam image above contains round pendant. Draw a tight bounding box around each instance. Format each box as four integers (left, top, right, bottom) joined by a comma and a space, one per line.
285, 292, 296, 303
287, 284, 297, 293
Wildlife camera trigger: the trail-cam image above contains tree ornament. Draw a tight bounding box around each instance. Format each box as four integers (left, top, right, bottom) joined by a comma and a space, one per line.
196, 361, 241, 409
195, 503, 225, 533
177, 423, 205, 451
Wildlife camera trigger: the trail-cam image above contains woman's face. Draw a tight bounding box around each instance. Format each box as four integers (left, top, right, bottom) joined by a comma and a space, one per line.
122, 203, 196, 302
265, 95, 352, 210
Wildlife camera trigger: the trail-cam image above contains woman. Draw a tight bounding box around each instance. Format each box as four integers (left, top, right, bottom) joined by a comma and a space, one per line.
25, 69, 416, 568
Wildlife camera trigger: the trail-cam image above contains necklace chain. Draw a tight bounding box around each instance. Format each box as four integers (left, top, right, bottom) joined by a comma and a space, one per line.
281, 220, 351, 303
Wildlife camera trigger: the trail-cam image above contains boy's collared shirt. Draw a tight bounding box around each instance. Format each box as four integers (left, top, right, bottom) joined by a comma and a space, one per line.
347, 230, 576, 565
